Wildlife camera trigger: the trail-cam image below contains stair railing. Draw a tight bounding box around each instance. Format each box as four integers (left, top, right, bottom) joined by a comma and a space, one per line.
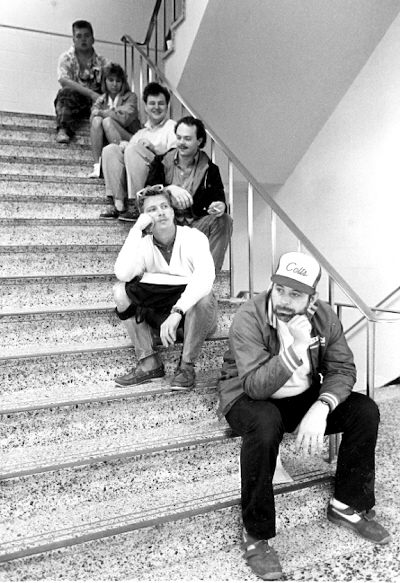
121, 34, 384, 427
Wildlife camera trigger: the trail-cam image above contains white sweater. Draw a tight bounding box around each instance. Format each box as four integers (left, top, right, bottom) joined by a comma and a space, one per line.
114, 225, 215, 313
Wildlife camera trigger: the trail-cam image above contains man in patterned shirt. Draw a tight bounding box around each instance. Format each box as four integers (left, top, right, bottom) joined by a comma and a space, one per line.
54, 20, 109, 144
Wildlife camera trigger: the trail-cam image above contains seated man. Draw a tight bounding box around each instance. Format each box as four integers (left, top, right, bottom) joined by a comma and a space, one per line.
145, 116, 233, 271
113, 186, 217, 390
55, 20, 109, 144
217, 252, 391, 581
101, 82, 177, 220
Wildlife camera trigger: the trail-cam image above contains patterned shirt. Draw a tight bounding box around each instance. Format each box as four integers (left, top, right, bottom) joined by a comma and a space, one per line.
57, 46, 109, 93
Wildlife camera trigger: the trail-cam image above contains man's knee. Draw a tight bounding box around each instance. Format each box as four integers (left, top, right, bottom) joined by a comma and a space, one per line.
113, 281, 129, 309
102, 143, 123, 164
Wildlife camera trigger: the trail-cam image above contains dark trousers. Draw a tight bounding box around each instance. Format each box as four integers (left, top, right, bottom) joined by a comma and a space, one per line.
54, 88, 93, 135
225, 387, 379, 540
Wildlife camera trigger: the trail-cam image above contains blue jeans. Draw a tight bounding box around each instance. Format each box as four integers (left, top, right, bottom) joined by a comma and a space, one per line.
113, 281, 218, 363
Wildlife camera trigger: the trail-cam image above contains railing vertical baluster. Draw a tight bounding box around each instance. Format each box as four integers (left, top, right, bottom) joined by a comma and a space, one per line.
248, 183, 254, 298
164, 0, 167, 46
228, 160, 234, 297
270, 209, 277, 275
328, 276, 335, 308
210, 139, 215, 163
366, 320, 376, 400
139, 56, 144, 121
155, 13, 158, 67
173, 0, 177, 21
131, 45, 134, 92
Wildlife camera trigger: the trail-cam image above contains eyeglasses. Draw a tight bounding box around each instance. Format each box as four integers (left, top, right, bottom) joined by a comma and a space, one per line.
136, 184, 164, 199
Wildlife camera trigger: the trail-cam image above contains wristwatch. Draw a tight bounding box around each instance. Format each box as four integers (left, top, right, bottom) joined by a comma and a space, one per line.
318, 398, 332, 412
170, 306, 184, 317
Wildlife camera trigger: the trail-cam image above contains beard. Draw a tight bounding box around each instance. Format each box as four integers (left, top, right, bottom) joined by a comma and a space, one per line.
273, 304, 309, 323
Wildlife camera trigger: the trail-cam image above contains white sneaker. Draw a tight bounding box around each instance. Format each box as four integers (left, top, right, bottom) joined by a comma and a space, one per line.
89, 162, 100, 178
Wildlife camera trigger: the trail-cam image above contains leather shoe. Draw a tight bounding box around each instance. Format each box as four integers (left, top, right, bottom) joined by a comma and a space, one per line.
115, 365, 165, 387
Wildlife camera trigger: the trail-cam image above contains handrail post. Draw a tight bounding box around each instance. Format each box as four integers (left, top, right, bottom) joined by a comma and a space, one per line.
270, 209, 276, 276
210, 139, 216, 164
248, 183, 254, 298
366, 320, 376, 399
228, 160, 234, 297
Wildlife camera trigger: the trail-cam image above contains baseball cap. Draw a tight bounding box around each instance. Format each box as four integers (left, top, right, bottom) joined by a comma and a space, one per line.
271, 252, 321, 295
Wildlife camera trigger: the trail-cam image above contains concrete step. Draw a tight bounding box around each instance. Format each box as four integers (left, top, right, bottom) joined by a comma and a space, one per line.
0, 175, 105, 199
0, 156, 93, 178
0, 198, 108, 220
0, 244, 120, 276
1, 271, 230, 311
0, 337, 228, 395
0, 221, 130, 245
0, 299, 237, 355
0, 140, 92, 161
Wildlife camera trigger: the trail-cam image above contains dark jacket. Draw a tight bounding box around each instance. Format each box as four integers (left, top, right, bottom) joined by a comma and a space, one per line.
217, 289, 356, 419
146, 149, 226, 219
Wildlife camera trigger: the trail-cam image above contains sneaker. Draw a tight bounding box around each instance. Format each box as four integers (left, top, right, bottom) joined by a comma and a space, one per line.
327, 500, 392, 545
118, 208, 139, 222
100, 207, 120, 219
56, 129, 70, 144
170, 366, 195, 390
115, 365, 165, 387
241, 530, 282, 580
89, 162, 100, 178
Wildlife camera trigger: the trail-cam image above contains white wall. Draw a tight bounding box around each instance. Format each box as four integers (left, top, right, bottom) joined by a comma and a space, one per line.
275, 14, 400, 388
0, 0, 153, 115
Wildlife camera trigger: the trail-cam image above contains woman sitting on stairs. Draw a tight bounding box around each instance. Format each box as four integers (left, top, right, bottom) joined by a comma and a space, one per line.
89, 63, 141, 178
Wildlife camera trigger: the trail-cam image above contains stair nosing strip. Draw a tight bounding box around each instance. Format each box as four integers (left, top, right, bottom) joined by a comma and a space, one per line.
0, 334, 227, 362
0, 377, 219, 415
0, 428, 234, 480
0, 475, 334, 564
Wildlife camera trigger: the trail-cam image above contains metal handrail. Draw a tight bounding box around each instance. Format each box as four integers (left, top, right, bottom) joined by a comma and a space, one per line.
121, 32, 377, 326
339, 286, 400, 335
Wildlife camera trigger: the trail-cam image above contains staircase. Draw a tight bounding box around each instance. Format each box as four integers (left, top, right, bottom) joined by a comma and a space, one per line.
0, 111, 398, 581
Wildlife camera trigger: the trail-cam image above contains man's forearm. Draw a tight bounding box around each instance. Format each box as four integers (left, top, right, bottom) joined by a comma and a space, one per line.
59, 77, 98, 101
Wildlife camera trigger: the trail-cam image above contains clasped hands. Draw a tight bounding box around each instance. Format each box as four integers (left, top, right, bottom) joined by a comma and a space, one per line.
167, 185, 225, 215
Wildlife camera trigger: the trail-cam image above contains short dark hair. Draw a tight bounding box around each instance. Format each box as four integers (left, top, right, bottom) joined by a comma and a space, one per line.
175, 116, 207, 148
101, 63, 130, 95
142, 82, 170, 105
72, 20, 94, 36
137, 187, 173, 212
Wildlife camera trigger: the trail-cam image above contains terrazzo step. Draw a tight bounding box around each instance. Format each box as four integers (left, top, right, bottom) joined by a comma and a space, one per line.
0, 175, 104, 198
0, 337, 228, 395
0, 140, 92, 161
0, 370, 221, 414
0, 221, 130, 245
0, 157, 94, 178
0, 244, 120, 277
0, 199, 109, 220
0, 300, 237, 353
0, 441, 335, 566
1, 270, 230, 311
0, 111, 89, 134
1, 389, 397, 577
0, 408, 234, 480
0, 125, 90, 146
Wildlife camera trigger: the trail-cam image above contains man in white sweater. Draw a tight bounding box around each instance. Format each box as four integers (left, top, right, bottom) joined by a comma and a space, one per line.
113, 186, 217, 389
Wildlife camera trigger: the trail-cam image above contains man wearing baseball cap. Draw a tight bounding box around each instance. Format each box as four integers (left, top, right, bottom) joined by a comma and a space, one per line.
217, 251, 391, 580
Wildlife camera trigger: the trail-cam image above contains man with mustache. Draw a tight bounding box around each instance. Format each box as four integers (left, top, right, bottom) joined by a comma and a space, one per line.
145, 116, 232, 271
217, 252, 391, 580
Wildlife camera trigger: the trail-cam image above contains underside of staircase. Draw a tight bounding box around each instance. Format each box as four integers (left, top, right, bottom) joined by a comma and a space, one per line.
0, 111, 399, 581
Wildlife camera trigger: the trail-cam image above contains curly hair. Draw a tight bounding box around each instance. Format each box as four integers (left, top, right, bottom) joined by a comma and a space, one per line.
142, 82, 171, 105
175, 116, 207, 148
